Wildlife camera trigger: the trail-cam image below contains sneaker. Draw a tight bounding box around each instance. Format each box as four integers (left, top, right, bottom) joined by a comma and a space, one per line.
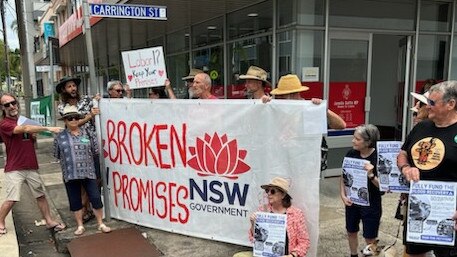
98, 223, 111, 233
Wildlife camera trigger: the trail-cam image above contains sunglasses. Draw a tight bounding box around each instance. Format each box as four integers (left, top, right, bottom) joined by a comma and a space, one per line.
426, 97, 449, 106
116, 89, 124, 93
264, 188, 280, 195
3, 100, 17, 108
65, 116, 80, 121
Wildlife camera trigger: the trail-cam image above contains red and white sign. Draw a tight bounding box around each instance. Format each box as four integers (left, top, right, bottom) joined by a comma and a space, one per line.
121, 46, 167, 89
99, 99, 325, 257
329, 82, 366, 128
58, 0, 102, 47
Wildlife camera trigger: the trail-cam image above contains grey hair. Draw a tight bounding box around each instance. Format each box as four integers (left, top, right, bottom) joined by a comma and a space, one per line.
354, 124, 380, 148
198, 73, 212, 87
429, 81, 457, 110
106, 80, 123, 91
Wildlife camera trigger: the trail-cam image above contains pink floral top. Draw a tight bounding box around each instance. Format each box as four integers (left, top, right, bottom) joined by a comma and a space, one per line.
249, 205, 310, 257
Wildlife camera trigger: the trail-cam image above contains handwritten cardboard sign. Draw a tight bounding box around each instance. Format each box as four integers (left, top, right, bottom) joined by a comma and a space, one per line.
121, 46, 167, 89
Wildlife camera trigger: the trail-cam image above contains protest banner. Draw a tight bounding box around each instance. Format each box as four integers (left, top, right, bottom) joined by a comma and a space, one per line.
377, 141, 409, 192
407, 180, 457, 246
342, 157, 370, 206
121, 46, 167, 89
98, 98, 326, 257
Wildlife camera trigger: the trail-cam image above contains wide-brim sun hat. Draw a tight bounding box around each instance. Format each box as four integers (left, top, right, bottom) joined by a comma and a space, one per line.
410, 91, 429, 105
58, 105, 85, 120
182, 68, 204, 81
56, 76, 81, 93
239, 66, 270, 85
260, 177, 290, 195
270, 74, 309, 95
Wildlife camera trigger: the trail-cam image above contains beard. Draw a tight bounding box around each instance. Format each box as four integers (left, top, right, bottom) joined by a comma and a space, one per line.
61, 91, 80, 103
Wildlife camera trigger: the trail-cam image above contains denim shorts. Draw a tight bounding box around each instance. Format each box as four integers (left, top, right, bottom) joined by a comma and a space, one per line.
64, 178, 103, 212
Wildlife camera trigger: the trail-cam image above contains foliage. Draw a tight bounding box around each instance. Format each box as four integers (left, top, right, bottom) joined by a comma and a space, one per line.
0, 40, 22, 82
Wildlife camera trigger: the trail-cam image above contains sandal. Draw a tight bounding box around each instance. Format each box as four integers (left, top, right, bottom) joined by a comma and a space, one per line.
0, 227, 7, 236
47, 222, 66, 232
98, 223, 111, 233
74, 226, 85, 236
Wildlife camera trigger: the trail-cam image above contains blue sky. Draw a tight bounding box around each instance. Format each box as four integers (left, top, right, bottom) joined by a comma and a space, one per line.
4, 0, 19, 50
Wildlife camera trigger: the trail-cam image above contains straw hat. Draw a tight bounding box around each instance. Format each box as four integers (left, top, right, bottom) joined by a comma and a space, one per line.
239, 66, 270, 85
261, 177, 290, 194
270, 74, 309, 95
182, 68, 204, 81
58, 105, 84, 120
55, 76, 81, 93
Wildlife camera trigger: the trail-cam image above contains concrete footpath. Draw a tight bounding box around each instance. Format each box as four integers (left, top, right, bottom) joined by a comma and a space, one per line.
2, 137, 407, 257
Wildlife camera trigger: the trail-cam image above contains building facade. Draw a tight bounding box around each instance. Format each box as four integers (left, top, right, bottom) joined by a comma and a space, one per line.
36, 0, 457, 174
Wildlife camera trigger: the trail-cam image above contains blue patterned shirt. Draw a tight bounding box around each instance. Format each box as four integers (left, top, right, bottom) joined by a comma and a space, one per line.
53, 128, 99, 182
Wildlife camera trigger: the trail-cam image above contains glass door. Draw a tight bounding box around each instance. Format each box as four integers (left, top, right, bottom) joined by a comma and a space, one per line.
324, 32, 371, 176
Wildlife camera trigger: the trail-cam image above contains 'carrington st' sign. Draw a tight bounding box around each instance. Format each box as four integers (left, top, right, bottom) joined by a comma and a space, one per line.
89, 3, 167, 20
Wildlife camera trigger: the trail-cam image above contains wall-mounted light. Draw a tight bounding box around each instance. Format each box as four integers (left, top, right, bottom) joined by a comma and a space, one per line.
247, 13, 258, 17
207, 26, 217, 30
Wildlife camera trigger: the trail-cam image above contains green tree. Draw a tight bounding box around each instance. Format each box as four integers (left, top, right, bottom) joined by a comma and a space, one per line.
0, 39, 22, 82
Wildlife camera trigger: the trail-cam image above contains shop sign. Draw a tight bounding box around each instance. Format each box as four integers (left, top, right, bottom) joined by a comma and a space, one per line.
58, 0, 102, 47
121, 46, 167, 89
328, 82, 366, 128
90, 3, 167, 20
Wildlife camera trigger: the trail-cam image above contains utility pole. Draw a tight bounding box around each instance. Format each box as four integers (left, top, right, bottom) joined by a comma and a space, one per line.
0, 0, 11, 92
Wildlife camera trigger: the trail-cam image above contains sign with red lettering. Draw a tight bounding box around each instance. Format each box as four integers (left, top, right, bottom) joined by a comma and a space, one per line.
99, 99, 325, 257
328, 82, 366, 128
121, 46, 167, 89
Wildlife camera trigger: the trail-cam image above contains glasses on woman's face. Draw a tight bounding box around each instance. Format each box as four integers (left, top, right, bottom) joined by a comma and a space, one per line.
265, 188, 278, 195
65, 116, 80, 121
3, 100, 17, 108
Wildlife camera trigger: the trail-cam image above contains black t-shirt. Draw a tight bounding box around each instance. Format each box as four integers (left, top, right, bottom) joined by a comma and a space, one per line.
402, 120, 457, 182
345, 149, 382, 207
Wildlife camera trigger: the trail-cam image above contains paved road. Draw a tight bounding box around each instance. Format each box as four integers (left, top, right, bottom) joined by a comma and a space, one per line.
6, 139, 407, 257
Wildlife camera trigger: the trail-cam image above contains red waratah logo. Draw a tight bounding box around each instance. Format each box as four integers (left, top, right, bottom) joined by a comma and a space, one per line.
187, 133, 251, 179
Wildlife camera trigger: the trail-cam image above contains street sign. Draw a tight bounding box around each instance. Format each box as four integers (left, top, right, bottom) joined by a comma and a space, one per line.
89, 3, 167, 20
36, 65, 62, 72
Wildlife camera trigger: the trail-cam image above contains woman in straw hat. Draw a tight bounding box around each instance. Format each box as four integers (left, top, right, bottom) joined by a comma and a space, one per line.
340, 124, 381, 257
54, 105, 111, 236
234, 177, 310, 257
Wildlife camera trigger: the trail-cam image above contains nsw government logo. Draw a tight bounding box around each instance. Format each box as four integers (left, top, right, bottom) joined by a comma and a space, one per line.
187, 132, 251, 179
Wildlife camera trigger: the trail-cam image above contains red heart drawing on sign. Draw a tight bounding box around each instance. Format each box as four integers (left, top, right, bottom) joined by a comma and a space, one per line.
128, 75, 133, 81
158, 70, 164, 77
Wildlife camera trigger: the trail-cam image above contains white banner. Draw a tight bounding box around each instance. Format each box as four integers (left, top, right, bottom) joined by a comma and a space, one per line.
121, 46, 167, 89
99, 99, 326, 257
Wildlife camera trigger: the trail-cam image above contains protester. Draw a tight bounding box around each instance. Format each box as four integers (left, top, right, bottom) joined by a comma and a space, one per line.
149, 79, 177, 99
234, 177, 310, 257
267, 74, 346, 171
410, 91, 430, 133
106, 80, 132, 98
239, 66, 270, 99
53, 105, 111, 236
190, 73, 218, 99
0, 93, 66, 235
182, 68, 204, 99
340, 124, 381, 257
398, 81, 457, 257
56, 76, 100, 222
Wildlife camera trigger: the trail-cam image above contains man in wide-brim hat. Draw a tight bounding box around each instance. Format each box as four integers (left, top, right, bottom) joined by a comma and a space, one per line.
182, 68, 204, 99
240, 66, 270, 99
55, 76, 81, 94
